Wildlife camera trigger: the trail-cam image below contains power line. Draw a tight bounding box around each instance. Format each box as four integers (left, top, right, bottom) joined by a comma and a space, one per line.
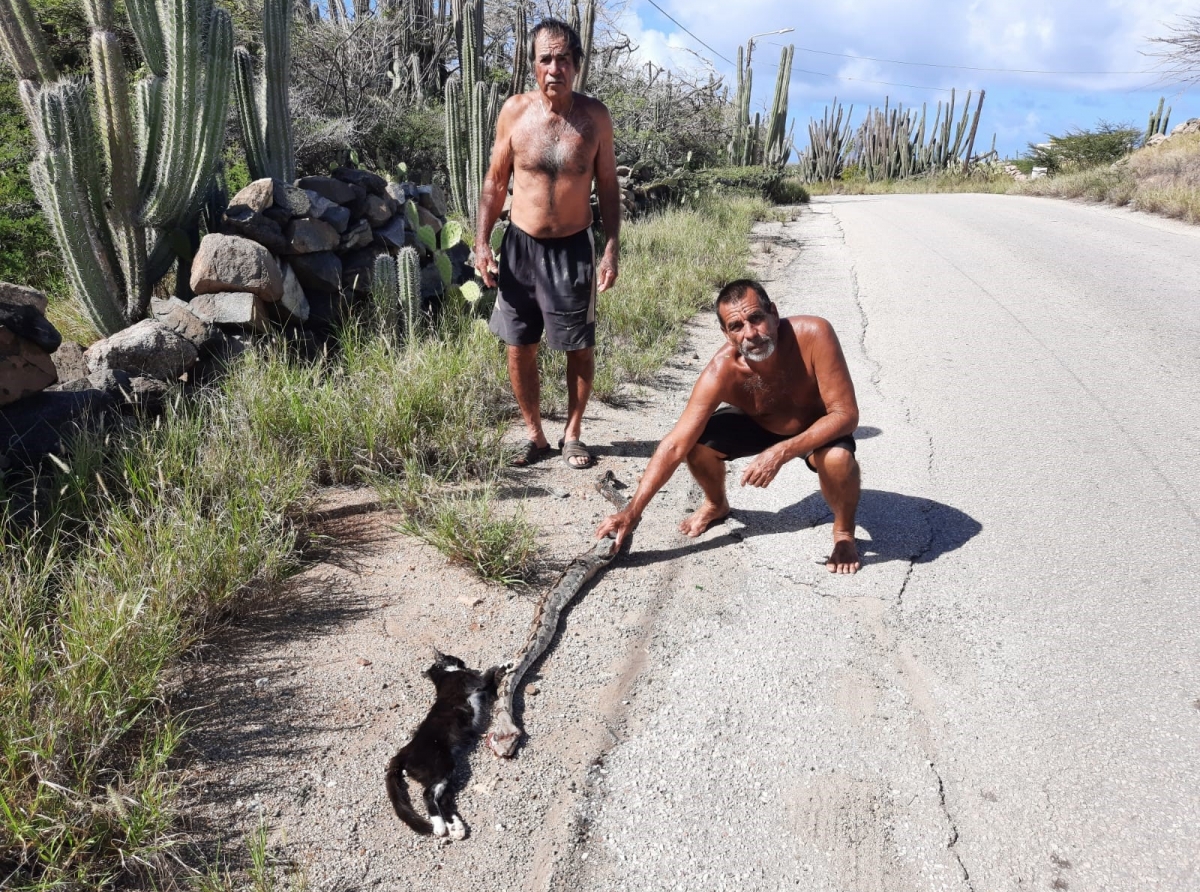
641, 0, 735, 65
793, 45, 1157, 76
795, 66, 954, 93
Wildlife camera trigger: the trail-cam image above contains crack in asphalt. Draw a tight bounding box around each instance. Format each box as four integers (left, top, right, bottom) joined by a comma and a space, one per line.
820, 204, 937, 605
932, 761, 976, 890
818, 202, 975, 888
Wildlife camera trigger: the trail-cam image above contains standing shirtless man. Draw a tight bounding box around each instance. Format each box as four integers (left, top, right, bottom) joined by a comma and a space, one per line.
474, 18, 621, 470
597, 279, 863, 574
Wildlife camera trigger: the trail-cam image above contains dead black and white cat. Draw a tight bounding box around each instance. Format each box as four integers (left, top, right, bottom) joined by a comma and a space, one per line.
385, 652, 502, 839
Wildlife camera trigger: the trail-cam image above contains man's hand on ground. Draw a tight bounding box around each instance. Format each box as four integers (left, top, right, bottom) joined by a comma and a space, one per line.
740, 443, 787, 488
596, 509, 638, 549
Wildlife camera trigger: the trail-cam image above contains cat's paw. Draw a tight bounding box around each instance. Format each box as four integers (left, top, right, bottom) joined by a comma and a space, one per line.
448, 816, 467, 841
431, 817, 447, 837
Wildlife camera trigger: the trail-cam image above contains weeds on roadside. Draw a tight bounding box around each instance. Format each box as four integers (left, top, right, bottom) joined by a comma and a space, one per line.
0, 193, 769, 889
381, 468, 539, 586
1015, 133, 1200, 222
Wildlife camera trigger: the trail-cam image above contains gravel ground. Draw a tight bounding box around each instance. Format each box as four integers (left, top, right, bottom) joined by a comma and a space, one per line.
178, 217, 820, 890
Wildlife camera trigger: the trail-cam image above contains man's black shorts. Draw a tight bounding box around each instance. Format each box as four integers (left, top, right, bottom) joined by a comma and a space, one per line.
698, 406, 856, 473
488, 222, 596, 351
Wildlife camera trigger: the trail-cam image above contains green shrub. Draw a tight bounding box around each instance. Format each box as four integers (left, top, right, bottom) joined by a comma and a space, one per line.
1026, 121, 1141, 174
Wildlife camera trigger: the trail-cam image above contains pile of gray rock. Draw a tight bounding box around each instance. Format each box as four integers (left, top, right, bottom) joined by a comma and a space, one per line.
205, 170, 467, 334
616, 162, 679, 216
1, 168, 470, 469
1145, 117, 1200, 148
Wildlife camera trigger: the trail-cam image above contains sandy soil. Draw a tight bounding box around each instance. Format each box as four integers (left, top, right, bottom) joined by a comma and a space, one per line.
177, 218, 804, 890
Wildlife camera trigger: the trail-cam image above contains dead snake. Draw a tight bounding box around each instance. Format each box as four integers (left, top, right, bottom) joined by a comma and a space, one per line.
485, 471, 629, 757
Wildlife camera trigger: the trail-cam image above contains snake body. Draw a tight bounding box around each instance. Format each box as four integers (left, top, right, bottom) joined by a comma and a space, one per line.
485, 472, 629, 758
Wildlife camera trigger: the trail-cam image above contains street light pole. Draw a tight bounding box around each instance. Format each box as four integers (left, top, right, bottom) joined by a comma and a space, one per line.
745, 27, 794, 69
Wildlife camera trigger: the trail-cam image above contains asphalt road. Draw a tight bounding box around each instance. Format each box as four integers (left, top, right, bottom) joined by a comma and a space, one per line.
569, 195, 1200, 891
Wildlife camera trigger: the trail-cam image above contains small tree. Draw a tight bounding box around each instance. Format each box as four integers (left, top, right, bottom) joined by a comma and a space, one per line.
1025, 121, 1141, 174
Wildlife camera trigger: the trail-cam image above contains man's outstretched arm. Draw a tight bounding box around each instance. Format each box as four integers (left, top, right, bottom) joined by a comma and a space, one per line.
596, 366, 724, 546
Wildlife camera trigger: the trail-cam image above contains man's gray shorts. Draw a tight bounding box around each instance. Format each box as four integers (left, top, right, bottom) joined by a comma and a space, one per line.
488, 222, 596, 351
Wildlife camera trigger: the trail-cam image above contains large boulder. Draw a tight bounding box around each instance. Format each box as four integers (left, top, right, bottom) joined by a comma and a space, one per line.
188, 292, 272, 332
1170, 118, 1200, 136
229, 178, 275, 213
0, 301, 62, 354
417, 184, 448, 218
0, 282, 49, 314
374, 217, 407, 250
340, 218, 374, 251
223, 205, 288, 255
151, 296, 222, 353
319, 203, 351, 234
364, 194, 393, 228
84, 319, 199, 381
191, 233, 284, 302
51, 340, 88, 383
272, 181, 312, 217
0, 388, 114, 463
1, 325, 58, 407
341, 247, 386, 293
333, 166, 389, 197
277, 263, 311, 323
285, 218, 341, 254
297, 175, 357, 205
289, 251, 342, 294
416, 204, 443, 234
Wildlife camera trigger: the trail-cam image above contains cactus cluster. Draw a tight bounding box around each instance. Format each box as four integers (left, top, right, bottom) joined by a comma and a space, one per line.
1145, 96, 1172, 144
728, 43, 795, 168
798, 89, 990, 183
445, 0, 501, 227
234, 0, 295, 183
1, 0, 233, 335
798, 98, 855, 183
372, 247, 422, 342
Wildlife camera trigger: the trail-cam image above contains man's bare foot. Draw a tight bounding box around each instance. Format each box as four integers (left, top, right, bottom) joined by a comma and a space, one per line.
827, 537, 860, 574
679, 500, 730, 537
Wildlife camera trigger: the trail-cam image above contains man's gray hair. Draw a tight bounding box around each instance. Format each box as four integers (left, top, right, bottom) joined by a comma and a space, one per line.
715, 279, 773, 329
530, 18, 583, 67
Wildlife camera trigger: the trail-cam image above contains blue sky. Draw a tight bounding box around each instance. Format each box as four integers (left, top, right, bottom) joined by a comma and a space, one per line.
611, 0, 1199, 158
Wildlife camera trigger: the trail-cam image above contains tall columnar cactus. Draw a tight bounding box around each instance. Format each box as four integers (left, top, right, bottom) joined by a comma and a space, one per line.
371, 247, 422, 342
510, 2, 528, 96
0, 0, 233, 335
234, 0, 295, 183
445, 0, 500, 227
1145, 96, 1172, 143
832, 89, 988, 184
569, 0, 595, 93
799, 98, 853, 182
763, 45, 794, 168
728, 45, 753, 165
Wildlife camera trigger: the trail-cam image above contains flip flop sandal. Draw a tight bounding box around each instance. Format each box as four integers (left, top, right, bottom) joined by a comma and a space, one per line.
512, 439, 554, 467
558, 438, 594, 470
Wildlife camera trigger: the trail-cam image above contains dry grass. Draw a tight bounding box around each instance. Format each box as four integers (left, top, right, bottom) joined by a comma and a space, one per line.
1012, 134, 1200, 222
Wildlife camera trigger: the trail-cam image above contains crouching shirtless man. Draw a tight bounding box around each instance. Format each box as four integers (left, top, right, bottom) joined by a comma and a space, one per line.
596, 279, 862, 574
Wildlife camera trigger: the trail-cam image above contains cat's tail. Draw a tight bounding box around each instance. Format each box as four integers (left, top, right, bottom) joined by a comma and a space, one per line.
385, 752, 433, 835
